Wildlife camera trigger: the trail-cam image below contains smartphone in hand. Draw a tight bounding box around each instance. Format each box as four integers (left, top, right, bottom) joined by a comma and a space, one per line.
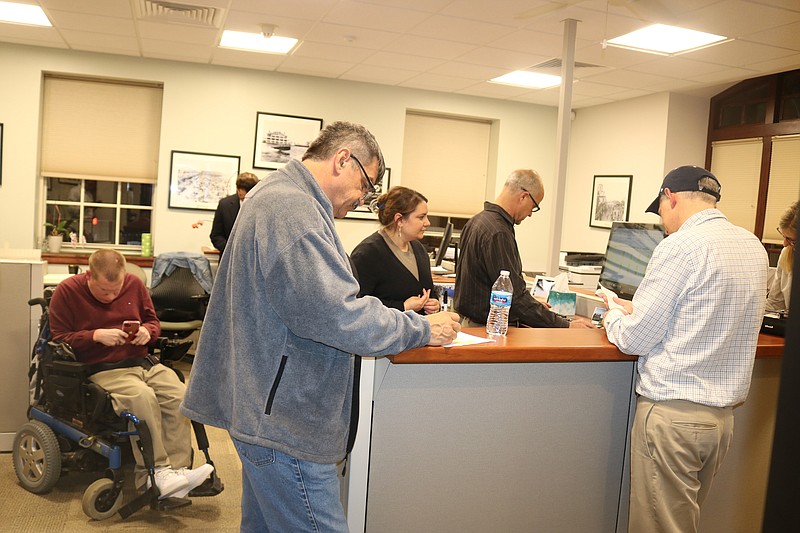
122, 320, 141, 341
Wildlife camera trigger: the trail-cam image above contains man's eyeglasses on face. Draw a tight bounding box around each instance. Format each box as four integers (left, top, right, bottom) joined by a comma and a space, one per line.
777, 227, 796, 247
350, 154, 378, 201
520, 187, 541, 213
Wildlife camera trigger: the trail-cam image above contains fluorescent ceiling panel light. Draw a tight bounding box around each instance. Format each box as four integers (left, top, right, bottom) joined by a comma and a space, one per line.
606, 24, 727, 55
219, 30, 298, 54
0, 1, 52, 26
490, 71, 561, 89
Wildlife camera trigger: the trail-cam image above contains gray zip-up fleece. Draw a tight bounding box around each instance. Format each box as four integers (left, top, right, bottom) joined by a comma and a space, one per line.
181, 160, 431, 464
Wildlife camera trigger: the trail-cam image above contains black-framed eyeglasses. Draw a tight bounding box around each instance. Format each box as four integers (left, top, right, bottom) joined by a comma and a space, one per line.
777, 227, 796, 247
350, 154, 378, 201
520, 187, 541, 213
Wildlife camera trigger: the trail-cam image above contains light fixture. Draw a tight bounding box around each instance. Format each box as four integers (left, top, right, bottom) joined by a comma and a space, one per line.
489, 71, 561, 89
0, 1, 52, 27
219, 28, 298, 55
605, 24, 728, 56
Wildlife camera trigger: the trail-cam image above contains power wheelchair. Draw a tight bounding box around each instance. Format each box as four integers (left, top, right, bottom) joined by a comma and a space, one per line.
12, 295, 224, 520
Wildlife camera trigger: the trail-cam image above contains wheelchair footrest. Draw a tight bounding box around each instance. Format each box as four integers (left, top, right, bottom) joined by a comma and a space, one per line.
156, 496, 192, 512
188, 471, 224, 497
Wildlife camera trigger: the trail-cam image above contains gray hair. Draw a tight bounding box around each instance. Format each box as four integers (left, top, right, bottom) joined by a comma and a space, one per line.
505, 169, 543, 197
302, 121, 386, 183
680, 176, 720, 206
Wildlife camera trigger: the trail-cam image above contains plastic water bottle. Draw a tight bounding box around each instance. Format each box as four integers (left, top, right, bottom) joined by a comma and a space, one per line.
486, 270, 512, 336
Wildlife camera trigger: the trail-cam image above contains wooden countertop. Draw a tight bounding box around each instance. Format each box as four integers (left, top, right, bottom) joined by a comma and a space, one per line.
42, 252, 154, 267
388, 327, 785, 364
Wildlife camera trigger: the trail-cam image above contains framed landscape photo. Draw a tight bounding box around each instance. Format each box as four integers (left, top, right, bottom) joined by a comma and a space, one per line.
168, 150, 241, 211
589, 175, 632, 229
345, 168, 391, 221
252, 112, 323, 170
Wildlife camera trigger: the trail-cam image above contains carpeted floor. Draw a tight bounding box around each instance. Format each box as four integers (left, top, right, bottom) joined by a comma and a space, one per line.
0, 361, 243, 532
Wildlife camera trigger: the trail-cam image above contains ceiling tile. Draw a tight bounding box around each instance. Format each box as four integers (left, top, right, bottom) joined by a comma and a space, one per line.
339, 63, 419, 84
363, 51, 443, 71
408, 15, 517, 46
40, 0, 132, 18
231, 0, 337, 20
141, 40, 215, 63
427, 61, 508, 81
741, 21, 800, 52
322, 0, 431, 33
456, 81, 532, 99
687, 40, 797, 68
221, 11, 317, 38
277, 55, 355, 77
302, 22, 400, 49
398, 72, 478, 92
380, 34, 475, 60
46, 10, 136, 36
59, 30, 140, 54
210, 47, 284, 70
681, 0, 800, 37
455, 46, 550, 71
581, 68, 677, 90
137, 20, 219, 45
292, 41, 374, 62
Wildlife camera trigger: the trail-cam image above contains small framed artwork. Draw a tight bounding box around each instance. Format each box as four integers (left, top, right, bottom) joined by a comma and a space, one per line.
590, 175, 632, 229
252, 112, 323, 170
168, 150, 241, 211
0, 122, 4, 185
345, 168, 392, 221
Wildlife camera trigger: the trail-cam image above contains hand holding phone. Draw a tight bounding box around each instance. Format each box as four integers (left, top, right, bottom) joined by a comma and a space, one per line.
122, 320, 141, 341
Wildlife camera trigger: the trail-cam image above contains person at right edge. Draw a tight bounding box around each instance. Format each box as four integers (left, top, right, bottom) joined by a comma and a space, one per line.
601, 165, 768, 533
765, 200, 797, 313
180, 121, 460, 533
454, 168, 593, 328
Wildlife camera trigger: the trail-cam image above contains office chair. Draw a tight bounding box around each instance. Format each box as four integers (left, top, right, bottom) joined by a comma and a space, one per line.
149, 266, 208, 340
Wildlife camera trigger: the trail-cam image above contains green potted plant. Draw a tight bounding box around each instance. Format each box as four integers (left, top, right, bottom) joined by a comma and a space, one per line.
45, 218, 72, 253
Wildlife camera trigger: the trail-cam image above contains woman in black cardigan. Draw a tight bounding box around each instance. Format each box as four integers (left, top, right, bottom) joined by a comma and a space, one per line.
351, 186, 440, 314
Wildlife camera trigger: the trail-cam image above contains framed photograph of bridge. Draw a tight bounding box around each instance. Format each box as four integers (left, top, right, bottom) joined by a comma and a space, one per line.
168, 150, 241, 211
589, 175, 632, 229
252, 112, 323, 170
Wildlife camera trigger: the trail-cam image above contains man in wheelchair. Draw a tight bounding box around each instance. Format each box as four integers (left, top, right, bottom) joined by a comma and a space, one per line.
48, 249, 213, 499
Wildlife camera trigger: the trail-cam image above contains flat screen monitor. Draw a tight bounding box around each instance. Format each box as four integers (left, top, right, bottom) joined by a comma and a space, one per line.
598, 222, 665, 301
434, 222, 454, 267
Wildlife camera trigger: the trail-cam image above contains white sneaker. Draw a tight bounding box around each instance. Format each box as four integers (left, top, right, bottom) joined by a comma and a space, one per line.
145, 467, 190, 499
172, 463, 215, 498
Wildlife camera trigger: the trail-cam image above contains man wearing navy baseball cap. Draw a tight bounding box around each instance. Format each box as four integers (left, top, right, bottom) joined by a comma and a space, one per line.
601, 165, 769, 532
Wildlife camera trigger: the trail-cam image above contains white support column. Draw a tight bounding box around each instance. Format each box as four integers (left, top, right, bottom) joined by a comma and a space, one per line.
549, 18, 578, 276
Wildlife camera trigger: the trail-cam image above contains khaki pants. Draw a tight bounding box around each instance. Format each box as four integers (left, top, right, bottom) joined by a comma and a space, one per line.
90, 363, 192, 486
628, 397, 733, 533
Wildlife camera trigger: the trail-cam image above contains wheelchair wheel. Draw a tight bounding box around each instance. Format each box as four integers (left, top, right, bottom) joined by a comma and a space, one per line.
82, 478, 123, 520
12, 420, 62, 494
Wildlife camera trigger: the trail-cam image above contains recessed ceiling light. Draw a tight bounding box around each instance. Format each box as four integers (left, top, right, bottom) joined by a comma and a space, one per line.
0, 1, 52, 27
606, 24, 728, 56
219, 30, 298, 55
489, 71, 561, 89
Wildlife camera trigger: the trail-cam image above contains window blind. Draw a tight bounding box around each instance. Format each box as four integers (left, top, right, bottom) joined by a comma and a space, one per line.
400, 112, 491, 216
710, 138, 763, 233
764, 135, 800, 241
41, 75, 163, 182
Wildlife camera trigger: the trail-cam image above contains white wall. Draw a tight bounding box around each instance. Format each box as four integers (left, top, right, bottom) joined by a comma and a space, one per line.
0, 43, 711, 274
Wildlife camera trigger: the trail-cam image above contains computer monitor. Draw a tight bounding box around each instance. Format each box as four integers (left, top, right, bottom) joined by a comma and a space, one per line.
598, 222, 665, 301
434, 222, 454, 267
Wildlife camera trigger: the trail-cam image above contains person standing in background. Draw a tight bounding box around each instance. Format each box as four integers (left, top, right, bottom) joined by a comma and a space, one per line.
209, 172, 259, 253
351, 186, 440, 314
766, 200, 797, 313
454, 168, 592, 329
601, 166, 769, 533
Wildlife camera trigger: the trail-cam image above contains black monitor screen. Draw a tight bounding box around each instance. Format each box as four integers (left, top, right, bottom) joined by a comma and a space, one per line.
434, 222, 454, 267
598, 222, 665, 300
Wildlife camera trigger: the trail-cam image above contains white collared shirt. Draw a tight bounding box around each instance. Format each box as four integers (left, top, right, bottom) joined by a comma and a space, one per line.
604, 209, 768, 407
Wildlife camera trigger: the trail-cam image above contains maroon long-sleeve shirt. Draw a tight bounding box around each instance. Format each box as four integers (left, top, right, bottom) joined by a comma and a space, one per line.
49, 272, 160, 365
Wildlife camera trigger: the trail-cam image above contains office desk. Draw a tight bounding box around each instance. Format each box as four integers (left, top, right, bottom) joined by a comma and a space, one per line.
348, 328, 784, 533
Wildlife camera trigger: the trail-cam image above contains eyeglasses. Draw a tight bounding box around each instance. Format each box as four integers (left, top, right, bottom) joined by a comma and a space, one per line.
520, 187, 541, 213
777, 227, 796, 247
350, 154, 378, 202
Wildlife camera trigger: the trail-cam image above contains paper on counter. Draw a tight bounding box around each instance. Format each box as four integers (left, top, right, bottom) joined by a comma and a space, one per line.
442, 331, 496, 348
595, 283, 626, 311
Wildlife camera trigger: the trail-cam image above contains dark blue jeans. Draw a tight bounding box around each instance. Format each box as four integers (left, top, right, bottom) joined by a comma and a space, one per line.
232, 437, 349, 533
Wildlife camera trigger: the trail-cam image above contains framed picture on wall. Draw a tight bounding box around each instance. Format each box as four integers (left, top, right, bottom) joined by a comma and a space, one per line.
252, 112, 323, 170
345, 168, 391, 221
168, 150, 241, 211
589, 175, 632, 229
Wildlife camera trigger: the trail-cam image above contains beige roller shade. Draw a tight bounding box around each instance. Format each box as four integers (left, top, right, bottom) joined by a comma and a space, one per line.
401, 112, 490, 216
710, 138, 763, 233
764, 134, 800, 241
41, 74, 163, 182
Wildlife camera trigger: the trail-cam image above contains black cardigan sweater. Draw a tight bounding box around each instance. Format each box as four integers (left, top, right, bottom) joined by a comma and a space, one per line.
350, 231, 435, 312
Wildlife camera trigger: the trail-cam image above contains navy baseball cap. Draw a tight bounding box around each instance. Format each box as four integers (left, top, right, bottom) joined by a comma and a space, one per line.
645, 165, 721, 214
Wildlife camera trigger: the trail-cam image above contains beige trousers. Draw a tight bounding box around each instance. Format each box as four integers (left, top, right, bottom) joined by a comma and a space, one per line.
90, 363, 193, 486
628, 396, 734, 533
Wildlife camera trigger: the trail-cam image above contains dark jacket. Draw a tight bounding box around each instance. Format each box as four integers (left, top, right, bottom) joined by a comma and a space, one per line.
210, 193, 240, 252
351, 231, 436, 312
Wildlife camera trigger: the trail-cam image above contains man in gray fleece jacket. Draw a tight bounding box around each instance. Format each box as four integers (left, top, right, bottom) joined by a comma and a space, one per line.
181, 122, 460, 533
